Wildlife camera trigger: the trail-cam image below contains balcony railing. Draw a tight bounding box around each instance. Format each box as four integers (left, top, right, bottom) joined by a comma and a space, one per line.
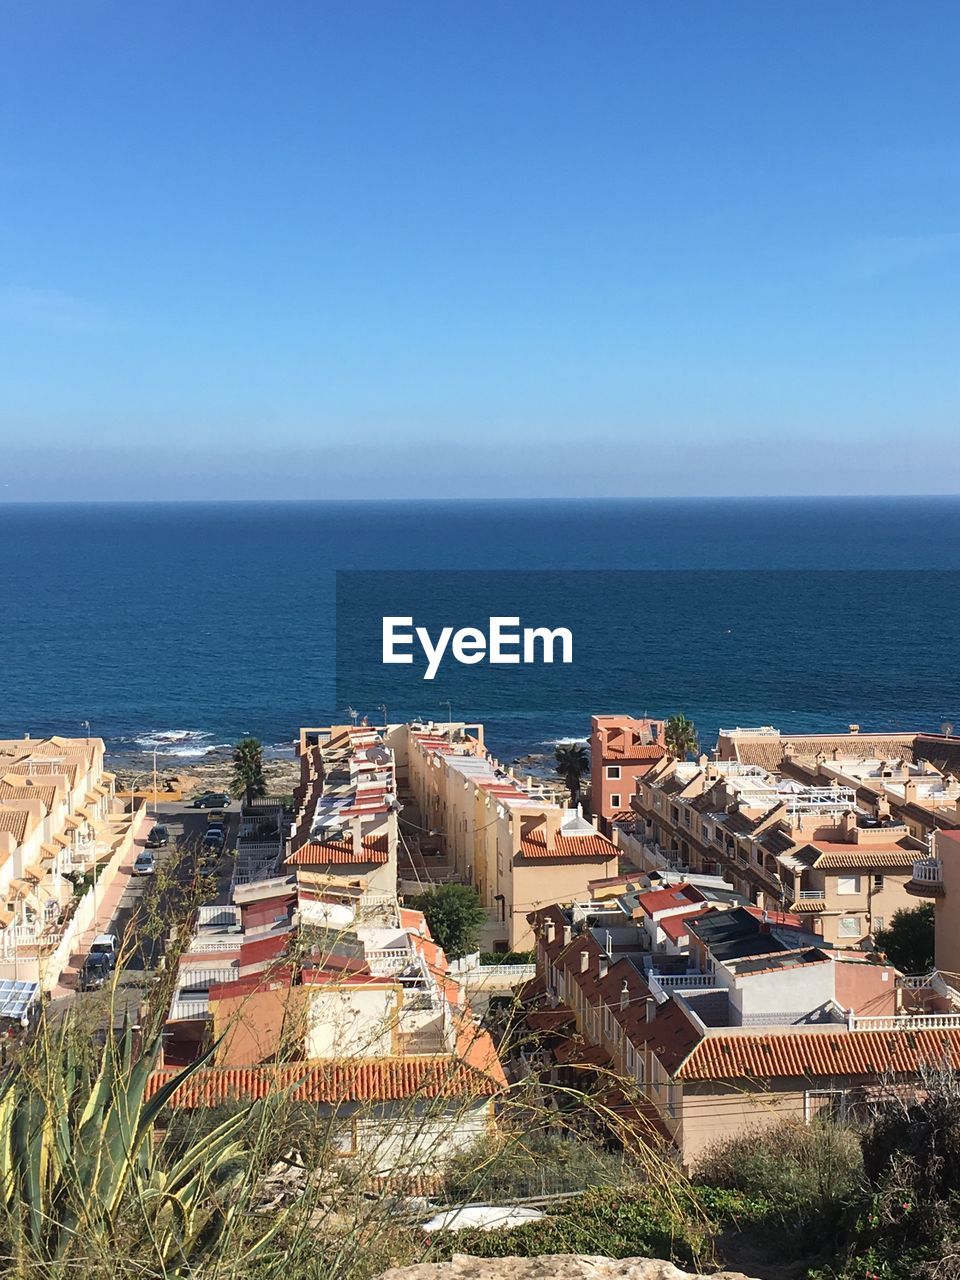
851, 1013, 960, 1032
800, 889, 826, 900
911, 858, 943, 884
168, 997, 210, 1022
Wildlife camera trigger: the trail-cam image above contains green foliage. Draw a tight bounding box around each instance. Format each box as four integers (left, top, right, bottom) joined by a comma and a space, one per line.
410, 883, 488, 959
664, 713, 699, 760
231, 736, 267, 806
431, 1185, 707, 1267
695, 1118, 863, 1212
0, 1021, 289, 1271
554, 742, 589, 806
479, 950, 535, 965
442, 1130, 639, 1201
874, 902, 934, 974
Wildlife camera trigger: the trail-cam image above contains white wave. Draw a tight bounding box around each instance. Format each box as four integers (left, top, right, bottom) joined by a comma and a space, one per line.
541, 737, 589, 748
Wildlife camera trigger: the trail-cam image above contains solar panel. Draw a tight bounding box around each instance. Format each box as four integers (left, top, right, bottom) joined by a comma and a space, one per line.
0, 980, 40, 1020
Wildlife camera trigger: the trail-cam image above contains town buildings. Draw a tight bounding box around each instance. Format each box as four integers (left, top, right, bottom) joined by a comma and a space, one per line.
400, 723, 618, 950
0, 734, 142, 989
589, 715, 667, 835
623, 755, 924, 946
155, 723, 506, 1189
523, 888, 953, 1167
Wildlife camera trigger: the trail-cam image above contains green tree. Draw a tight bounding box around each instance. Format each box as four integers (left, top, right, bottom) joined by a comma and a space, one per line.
874, 901, 934, 974
664, 713, 699, 760
410, 883, 488, 959
555, 741, 589, 807
231, 736, 267, 806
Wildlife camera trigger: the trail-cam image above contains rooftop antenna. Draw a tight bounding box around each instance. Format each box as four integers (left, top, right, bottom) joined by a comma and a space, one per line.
344, 706, 359, 726
942, 721, 954, 739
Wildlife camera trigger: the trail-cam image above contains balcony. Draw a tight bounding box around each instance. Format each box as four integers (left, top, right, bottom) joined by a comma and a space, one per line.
906, 858, 944, 897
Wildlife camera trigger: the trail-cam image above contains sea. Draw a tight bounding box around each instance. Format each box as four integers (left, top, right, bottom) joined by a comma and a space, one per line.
1, 497, 958, 767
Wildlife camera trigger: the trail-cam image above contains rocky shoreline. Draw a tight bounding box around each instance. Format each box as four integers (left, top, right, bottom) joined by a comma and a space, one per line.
108, 747, 301, 799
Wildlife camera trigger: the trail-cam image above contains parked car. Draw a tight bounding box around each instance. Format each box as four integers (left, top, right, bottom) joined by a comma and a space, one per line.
133, 849, 157, 876
202, 829, 225, 850
206, 810, 226, 826
145, 824, 169, 848
191, 792, 231, 809
78, 952, 112, 992
88, 933, 119, 969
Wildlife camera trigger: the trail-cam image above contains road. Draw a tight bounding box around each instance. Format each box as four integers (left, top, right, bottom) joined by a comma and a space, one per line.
46, 799, 239, 1029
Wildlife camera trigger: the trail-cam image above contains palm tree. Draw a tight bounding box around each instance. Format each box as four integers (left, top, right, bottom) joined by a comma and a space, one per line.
664, 713, 699, 760
555, 742, 589, 808
231, 736, 267, 806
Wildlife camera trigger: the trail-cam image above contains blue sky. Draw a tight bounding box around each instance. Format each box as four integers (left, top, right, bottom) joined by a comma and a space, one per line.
1, 1, 958, 499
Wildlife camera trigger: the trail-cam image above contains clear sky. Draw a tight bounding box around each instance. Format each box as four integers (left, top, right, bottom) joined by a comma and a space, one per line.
1, 1, 958, 499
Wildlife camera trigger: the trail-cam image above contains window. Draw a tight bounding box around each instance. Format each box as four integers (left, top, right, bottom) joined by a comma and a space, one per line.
603, 1007, 612, 1038
606, 765, 621, 780
332, 1122, 357, 1157
609, 793, 621, 808
635, 1054, 645, 1085
626, 1043, 635, 1072
874, 917, 884, 931
837, 875, 862, 895
873, 875, 884, 890
838, 915, 861, 938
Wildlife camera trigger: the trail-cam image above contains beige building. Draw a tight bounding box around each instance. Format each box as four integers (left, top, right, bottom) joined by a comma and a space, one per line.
0, 735, 140, 986
526, 898, 950, 1168
627, 755, 924, 947
287, 724, 400, 909
402, 724, 618, 950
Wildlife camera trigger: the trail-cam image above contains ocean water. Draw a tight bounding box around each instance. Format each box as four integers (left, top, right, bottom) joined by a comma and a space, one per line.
1, 497, 958, 763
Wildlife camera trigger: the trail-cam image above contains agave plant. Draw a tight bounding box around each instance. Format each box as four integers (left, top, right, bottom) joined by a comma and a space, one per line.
0, 1019, 288, 1272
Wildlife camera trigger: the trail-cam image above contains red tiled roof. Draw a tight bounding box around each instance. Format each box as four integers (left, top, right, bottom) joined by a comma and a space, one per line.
660, 909, 711, 944
147, 1056, 504, 1108
399, 908, 431, 936
602, 743, 667, 762
287, 834, 390, 865
520, 823, 615, 860
527, 1005, 575, 1031
742, 905, 804, 928
679, 1028, 960, 1081
634, 883, 705, 917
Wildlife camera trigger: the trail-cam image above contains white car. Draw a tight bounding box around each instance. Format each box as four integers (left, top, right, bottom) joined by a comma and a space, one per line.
133, 850, 157, 876
89, 933, 119, 969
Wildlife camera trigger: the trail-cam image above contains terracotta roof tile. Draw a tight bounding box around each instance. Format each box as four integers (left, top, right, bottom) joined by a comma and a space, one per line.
520, 823, 615, 860
147, 1056, 504, 1108
287, 834, 389, 866
679, 1028, 960, 1081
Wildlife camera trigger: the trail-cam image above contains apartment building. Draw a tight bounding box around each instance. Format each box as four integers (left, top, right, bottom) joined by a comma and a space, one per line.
627, 756, 924, 947
403, 724, 618, 950
155, 895, 505, 1188
716, 725, 919, 773
0, 735, 140, 986
288, 724, 399, 907
524, 895, 949, 1168
590, 715, 667, 835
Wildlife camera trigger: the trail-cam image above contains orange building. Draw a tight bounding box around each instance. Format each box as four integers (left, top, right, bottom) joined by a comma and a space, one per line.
589, 715, 666, 835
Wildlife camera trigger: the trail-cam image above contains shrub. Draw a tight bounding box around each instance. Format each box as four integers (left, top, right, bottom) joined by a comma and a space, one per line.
442, 1129, 637, 1201
695, 1118, 863, 1214
431, 1185, 707, 1268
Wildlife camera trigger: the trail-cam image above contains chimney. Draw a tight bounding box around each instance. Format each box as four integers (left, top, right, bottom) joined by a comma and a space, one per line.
620, 979, 629, 1011
849, 724, 860, 734
876, 796, 891, 821
545, 920, 556, 945
599, 956, 609, 979
646, 997, 657, 1022
580, 948, 590, 973
903, 779, 920, 804
562, 924, 572, 947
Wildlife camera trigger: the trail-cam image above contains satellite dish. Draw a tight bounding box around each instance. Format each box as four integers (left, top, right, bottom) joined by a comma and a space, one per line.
942, 721, 955, 739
